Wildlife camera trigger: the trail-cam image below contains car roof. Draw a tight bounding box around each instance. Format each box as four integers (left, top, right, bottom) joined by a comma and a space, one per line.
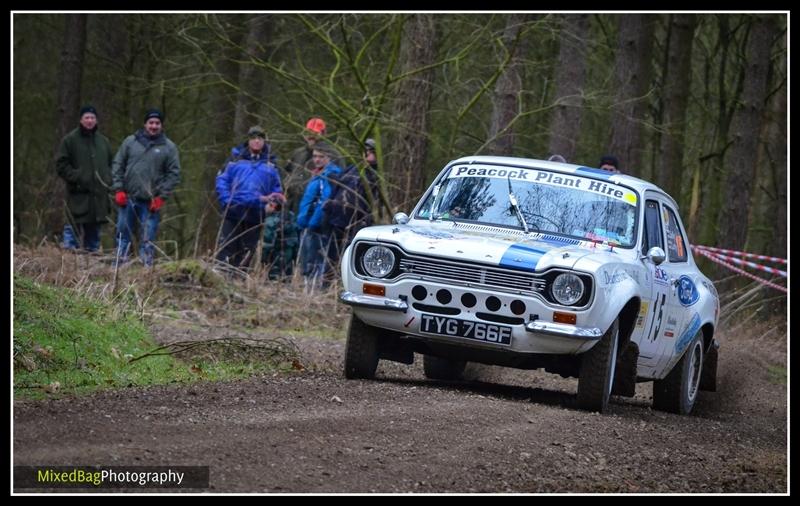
446, 155, 676, 206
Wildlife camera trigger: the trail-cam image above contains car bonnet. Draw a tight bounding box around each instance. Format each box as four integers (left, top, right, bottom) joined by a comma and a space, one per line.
366, 223, 595, 272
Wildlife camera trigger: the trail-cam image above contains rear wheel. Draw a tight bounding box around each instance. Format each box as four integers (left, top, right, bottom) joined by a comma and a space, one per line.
653, 331, 703, 415
423, 355, 466, 381
577, 317, 619, 413
343, 314, 380, 379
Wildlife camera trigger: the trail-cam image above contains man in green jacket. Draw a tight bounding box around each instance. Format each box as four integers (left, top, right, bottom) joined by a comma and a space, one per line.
112, 108, 181, 266
56, 105, 114, 252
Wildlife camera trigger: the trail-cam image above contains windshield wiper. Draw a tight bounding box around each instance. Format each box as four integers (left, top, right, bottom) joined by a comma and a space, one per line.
507, 174, 529, 233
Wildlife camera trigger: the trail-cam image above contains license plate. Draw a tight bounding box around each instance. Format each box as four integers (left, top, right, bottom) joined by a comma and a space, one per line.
419, 314, 512, 346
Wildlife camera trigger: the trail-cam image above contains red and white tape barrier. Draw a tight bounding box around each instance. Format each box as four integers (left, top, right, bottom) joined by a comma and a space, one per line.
700, 251, 786, 277
692, 245, 787, 265
694, 248, 787, 293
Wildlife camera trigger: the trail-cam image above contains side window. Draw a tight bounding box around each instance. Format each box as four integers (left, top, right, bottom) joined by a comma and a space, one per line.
643, 200, 663, 253
663, 206, 688, 262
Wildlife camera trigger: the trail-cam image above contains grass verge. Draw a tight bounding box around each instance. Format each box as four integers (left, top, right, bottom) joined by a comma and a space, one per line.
13, 274, 296, 400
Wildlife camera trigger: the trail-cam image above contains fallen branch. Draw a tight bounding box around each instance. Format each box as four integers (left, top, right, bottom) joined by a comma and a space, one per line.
128, 335, 300, 364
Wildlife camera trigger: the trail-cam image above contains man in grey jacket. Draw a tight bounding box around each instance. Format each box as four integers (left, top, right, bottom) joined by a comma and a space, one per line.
112, 108, 181, 265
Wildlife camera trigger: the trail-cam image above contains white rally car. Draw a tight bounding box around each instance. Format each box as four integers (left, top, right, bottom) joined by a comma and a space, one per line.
339, 156, 719, 414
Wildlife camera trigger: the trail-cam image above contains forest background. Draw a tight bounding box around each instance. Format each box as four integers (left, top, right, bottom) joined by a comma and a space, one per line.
12, 12, 788, 277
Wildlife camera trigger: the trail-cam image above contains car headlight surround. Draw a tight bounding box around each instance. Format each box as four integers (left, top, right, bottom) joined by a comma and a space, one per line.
362, 245, 396, 278
551, 272, 585, 306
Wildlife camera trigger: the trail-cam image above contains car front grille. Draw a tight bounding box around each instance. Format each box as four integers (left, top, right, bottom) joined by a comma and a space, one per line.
398, 257, 547, 294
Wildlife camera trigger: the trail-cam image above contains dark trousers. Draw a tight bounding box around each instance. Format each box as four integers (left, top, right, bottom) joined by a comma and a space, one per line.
63, 222, 101, 251
217, 217, 263, 269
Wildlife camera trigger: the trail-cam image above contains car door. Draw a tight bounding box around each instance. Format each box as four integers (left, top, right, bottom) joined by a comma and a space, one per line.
636, 198, 670, 373
653, 201, 698, 375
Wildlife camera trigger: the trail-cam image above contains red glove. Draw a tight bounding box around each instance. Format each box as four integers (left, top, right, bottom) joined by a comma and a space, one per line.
149, 196, 165, 212
114, 191, 128, 207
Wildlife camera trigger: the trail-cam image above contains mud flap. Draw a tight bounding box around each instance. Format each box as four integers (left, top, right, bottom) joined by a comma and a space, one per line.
699, 341, 718, 392
611, 341, 639, 397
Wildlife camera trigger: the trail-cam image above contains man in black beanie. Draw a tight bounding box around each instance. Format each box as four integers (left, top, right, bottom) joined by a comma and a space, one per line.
111, 107, 181, 266
143, 108, 163, 122
55, 104, 114, 252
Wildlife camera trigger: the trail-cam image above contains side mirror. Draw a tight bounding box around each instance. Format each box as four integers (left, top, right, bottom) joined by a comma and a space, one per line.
646, 246, 666, 265
393, 212, 409, 225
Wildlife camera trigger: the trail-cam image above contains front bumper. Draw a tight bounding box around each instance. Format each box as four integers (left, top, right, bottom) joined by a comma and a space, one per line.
340, 291, 408, 312
524, 321, 602, 340
339, 289, 602, 355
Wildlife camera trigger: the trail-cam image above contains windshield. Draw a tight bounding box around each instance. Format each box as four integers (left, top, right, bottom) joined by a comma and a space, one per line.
416, 164, 639, 248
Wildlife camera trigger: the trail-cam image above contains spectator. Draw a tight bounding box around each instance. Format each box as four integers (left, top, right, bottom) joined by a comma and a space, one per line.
112, 108, 181, 266
324, 138, 381, 276
55, 105, 114, 252
219, 127, 278, 173
296, 141, 342, 289
215, 125, 283, 270
282, 117, 344, 214
599, 154, 621, 174
261, 193, 299, 280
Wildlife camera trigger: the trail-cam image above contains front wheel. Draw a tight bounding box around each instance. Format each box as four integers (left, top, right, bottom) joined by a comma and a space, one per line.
577, 317, 619, 413
653, 331, 703, 415
343, 314, 380, 379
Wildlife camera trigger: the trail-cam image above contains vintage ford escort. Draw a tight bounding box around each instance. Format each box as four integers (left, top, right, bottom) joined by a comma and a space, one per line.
339, 156, 719, 414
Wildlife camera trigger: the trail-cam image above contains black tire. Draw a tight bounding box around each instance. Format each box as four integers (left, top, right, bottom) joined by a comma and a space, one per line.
653, 331, 703, 415
423, 355, 467, 381
343, 314, 380, 379
577, 317, 620, 413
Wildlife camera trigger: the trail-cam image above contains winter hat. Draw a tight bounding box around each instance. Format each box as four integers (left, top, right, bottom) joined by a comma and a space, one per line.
79, 105, 97, 118
144, 108, 163, 123
548, 154, 566, 163
364, 138, 377, 151
305, 117, 326, 135
247, 125, 267, 139
599, 155, 619, 170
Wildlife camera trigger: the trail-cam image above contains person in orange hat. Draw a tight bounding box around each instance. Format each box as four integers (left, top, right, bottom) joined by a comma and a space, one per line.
282, 117, 344, 215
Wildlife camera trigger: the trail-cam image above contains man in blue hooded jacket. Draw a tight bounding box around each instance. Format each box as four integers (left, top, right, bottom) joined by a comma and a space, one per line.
296, 141, 342, 288
215, 126, 283, 270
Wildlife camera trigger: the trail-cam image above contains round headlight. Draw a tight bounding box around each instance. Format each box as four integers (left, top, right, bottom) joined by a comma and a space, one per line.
362, 246, 396, 278
551, 272, 585, 306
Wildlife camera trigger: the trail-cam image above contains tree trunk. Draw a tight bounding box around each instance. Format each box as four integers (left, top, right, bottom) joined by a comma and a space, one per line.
695, 15, 739, 246
487, 15, 527, 156
203, 15, 245, 256
547, 14, 591, 162
717, 16, 776, 251
765, 65, 787, 259
607, 14, 656, 176
656, 15, 696, 200
387, 15, 437, 212
50, 14, 87, 238
55, 15, 87, 144
234, 15, 272, 139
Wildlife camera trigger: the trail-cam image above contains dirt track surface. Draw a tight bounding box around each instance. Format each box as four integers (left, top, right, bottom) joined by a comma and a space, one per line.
13, 328, 786, 493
